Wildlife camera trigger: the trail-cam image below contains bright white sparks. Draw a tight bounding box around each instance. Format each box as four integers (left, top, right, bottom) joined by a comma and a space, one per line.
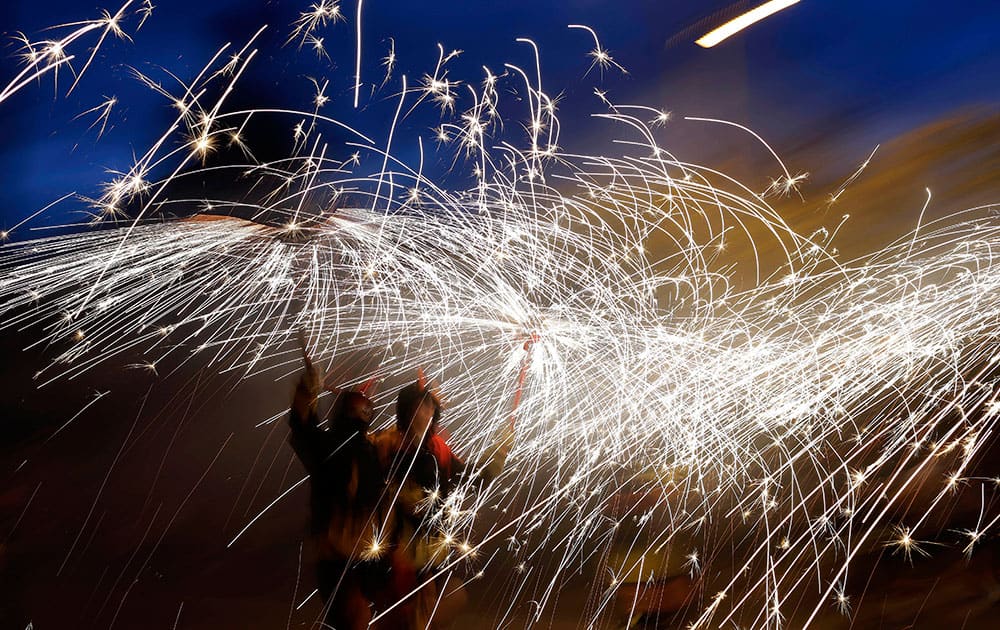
2, 8, 999, 630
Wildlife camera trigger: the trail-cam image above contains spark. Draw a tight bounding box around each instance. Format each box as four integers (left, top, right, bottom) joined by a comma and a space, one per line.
310, 77, 330, 108
1, 2, 145, 105
960, 528, 982, 558
833, 590, 851, 615
651, 109, 672, 127
73, 95, 118, 138
361, 533, 387, 560
192, 133, 214, 158
765, 171, 809, 198
685, 550, 701, 577
568, 24, 628, 77
885, 525, 930, 564
126, 360, 158, 375
288, 1, 344, 49
305, 35, 329, 61
945, 472, 964, 491
380, 37, 396, 87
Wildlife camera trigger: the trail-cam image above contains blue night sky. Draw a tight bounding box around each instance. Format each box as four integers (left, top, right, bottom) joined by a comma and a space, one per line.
1, 1, 998, 235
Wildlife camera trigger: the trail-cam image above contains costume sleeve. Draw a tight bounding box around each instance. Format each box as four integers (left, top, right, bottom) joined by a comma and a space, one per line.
477, 424, 514, 483
287, 376, 326, 475
458, 423, 514, 486
289, 411, 326, 476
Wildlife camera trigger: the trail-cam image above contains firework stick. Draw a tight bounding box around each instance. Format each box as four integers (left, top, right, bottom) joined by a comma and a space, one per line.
296, 329, 311, 367
507, 332, 539, 431
294, 329, 321, 400
297, 329, 356, 394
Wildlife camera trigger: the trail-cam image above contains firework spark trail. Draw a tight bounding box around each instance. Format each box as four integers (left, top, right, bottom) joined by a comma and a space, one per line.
2, 8, 1000, 629
0, 1, 149, 105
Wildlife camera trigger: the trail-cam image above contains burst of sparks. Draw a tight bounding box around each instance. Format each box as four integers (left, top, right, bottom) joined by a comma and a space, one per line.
885, 525, 931, 564
2, 8, 1000, 630
288, 0, 344, 49
1, 2, 146, 104
568, 24, 629, 77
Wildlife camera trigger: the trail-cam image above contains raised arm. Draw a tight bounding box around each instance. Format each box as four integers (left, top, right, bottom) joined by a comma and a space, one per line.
288, 349, 326, 475
468, 333, 537, 483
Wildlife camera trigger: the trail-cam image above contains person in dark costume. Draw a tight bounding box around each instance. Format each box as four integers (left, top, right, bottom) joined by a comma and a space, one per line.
374, 336, 536, 628
288, 353, 386, 629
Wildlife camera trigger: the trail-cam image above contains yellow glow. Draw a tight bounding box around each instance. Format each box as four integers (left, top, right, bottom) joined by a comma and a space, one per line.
696, 0, 800, 48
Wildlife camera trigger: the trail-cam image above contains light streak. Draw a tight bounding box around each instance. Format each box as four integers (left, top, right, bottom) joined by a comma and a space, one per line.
171, 602, 184, 630
227, 475, 309, 548
2, 8, 999, 630
695, 0, 801, 48
354, 0, 363, 108
44, 390, 110, 443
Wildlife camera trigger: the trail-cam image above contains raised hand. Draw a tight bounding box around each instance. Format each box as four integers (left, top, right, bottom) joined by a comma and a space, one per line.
293, 333, 322, 421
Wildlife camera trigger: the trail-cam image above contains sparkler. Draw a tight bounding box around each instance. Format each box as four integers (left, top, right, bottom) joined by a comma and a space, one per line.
2, 3, 999, 629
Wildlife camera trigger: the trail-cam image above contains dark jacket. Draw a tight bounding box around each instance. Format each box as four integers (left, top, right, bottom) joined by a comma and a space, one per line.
288, 404, 384, 555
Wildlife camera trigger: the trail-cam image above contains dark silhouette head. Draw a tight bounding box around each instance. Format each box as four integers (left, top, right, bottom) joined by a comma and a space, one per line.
396, 382, 441, 439
331, 390, 374, 434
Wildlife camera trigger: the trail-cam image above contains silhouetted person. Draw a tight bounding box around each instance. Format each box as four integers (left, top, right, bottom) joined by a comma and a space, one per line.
289, 355, 384, 630
372, 373, 519, 628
